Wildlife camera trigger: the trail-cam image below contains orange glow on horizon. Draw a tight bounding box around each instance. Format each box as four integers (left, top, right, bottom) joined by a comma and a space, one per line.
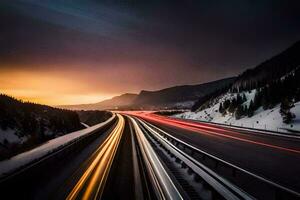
0, 68, 115, 105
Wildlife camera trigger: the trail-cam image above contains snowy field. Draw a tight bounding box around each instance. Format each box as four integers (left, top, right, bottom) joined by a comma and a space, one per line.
0, 114, 115, 177
174, 91, 300, 134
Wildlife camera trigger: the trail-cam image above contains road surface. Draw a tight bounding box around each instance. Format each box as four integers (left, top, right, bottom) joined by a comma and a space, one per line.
1, 112, 299, 200
130, 112, 300, 199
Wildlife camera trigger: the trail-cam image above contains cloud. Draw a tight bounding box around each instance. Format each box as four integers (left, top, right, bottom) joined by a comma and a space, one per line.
0, 0, 300, 104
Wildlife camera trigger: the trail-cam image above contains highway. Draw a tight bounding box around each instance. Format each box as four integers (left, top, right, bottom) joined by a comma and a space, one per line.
0, 114, 126, 199
0, 114, 159, 200
130, 112, 300, 199
66, 114, 125, 200
0, 112, 299, 199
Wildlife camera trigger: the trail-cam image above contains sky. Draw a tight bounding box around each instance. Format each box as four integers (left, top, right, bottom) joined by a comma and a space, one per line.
0, 0, 300, 105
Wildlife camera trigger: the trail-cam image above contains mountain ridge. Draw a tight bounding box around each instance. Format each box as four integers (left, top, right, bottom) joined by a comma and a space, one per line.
59, 77, 235, 110
175, 40, 300, 132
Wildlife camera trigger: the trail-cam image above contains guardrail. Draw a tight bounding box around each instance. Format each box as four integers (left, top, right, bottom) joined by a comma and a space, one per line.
139, 117, 300, 200
129, 116, 184, 200
0, 114, 117, 183
136, 117, 253, 200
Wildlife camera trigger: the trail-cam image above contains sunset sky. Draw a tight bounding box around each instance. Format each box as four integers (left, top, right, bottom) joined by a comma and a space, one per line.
1, 0, 300, 105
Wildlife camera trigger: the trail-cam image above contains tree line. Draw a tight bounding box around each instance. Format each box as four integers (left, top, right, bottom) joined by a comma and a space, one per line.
0, 94, 83, 159
218, 67, 299, 123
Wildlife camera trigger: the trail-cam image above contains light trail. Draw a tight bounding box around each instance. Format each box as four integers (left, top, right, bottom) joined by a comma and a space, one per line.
67, 114, 125, 200
131, 112, 300, 155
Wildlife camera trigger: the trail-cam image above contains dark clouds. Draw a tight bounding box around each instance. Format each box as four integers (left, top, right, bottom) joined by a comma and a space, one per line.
1, 0, 300, 91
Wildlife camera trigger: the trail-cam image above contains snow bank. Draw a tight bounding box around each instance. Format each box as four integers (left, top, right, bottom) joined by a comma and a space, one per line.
174, 91, 300, 134
0, 114, 115, 177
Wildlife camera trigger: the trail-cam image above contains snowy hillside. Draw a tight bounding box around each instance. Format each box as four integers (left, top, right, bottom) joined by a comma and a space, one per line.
0, 115, 115, 177
174, 90, 300, 133
174, 41, 300, 134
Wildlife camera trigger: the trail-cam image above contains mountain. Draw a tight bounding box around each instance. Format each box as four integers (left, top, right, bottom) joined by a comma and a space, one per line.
133, 77, 235, 109
175, 40, 300, 132
60, 78, 235, 110
59, 93, 137, 110
232, 41, 300, 91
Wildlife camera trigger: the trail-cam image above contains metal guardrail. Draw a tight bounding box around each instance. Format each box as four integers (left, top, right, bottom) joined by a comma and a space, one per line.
129, 116, 184, 200
139, 117, 300, 200
137, 117, 253, 200
0, 114, 117, 183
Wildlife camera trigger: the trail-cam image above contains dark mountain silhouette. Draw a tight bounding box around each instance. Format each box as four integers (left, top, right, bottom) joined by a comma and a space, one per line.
232, 41, 300, 91
60, 78, 235, 110
133, 78, 235, 109
59, 93, 137, 110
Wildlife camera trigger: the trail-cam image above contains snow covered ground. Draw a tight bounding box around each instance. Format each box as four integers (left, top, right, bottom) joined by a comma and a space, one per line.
0, 129, 28, 144
174, 91, 300, 134
0, 114, 115, 177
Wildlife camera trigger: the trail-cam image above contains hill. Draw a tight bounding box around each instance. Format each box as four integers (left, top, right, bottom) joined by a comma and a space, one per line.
133, 77, 235, 109
59, 93, 137, 110
232, 41, 300, 91
60, 78, 235, 110
0, 94, 84, 159
175, 41, 300, 133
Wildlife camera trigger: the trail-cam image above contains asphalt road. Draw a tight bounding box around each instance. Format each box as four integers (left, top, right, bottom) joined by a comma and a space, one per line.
1, 112, 299, 199
0, 118, 119, 200
135, 114, 300, 197
102, 117, 135, 200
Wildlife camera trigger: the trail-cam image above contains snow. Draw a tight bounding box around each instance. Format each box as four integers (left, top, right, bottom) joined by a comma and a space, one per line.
0, 114, 115, 177
81, 122, 90, 128
174, 91, 300, 134
173, 101, 195, 108
0, 129, 28, 144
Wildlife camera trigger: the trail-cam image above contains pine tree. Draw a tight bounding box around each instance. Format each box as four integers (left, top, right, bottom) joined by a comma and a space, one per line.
236, 94, 243, 104
280, 98, 295, 124
253, 89, 262, 110
235, 105, 244, 119
223, 99, 230, 110
242, 93, 247, 102
219, 102, 224, 114
247, 100, 254, 117
228, 100, 236, 113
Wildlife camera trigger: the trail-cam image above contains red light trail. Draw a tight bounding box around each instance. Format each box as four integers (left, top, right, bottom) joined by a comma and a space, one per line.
128, 112, 300, 155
